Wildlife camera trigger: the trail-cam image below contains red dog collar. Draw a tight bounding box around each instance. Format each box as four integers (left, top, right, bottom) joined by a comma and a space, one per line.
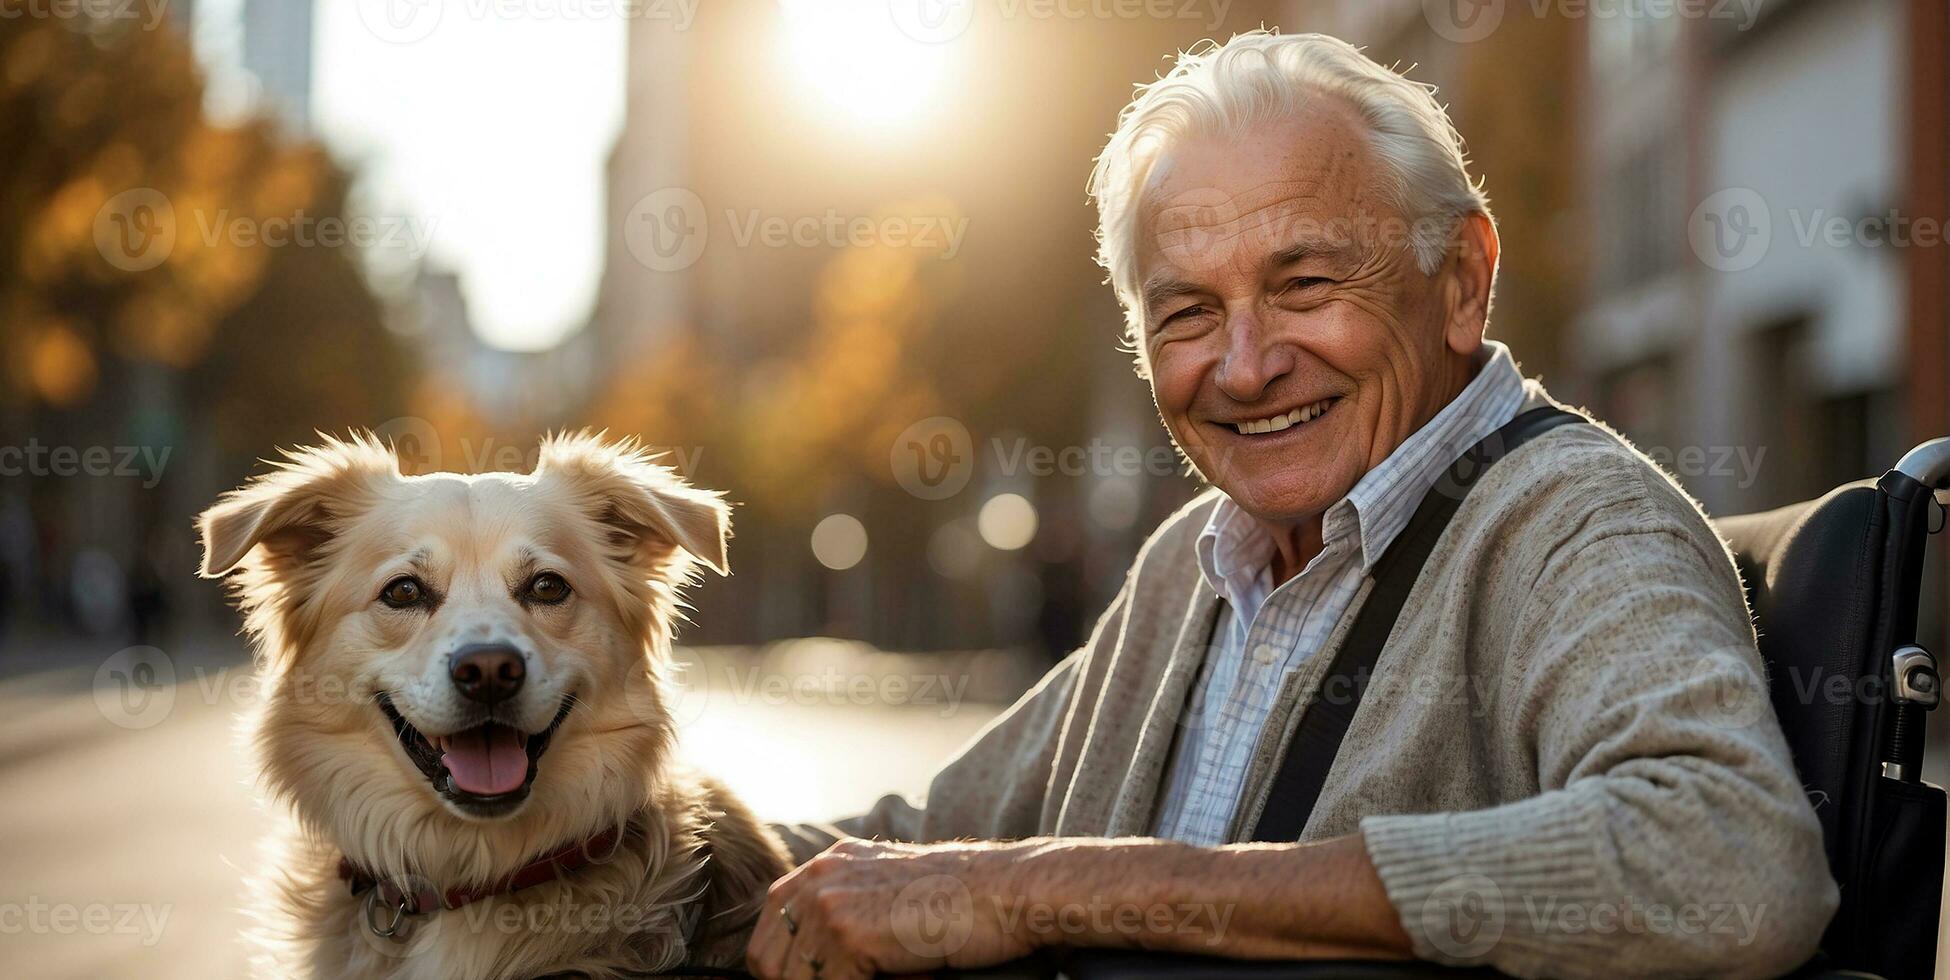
339, 823, 627, 928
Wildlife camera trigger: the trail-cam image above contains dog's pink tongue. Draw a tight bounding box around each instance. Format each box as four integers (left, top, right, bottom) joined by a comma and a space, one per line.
441, 726, 527, 795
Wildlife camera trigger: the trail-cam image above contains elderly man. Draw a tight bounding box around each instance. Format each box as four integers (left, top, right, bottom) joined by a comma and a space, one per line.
746, 31, 1836, 980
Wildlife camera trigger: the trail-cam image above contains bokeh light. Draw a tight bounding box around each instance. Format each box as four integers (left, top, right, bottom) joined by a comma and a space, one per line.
977, 493, 1038, 551
1088, 478, 1142, 530
809, 513, 869, 570
927, 519, 984, 579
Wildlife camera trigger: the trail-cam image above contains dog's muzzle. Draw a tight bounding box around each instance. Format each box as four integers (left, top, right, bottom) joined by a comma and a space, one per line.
377, 692, 574, 818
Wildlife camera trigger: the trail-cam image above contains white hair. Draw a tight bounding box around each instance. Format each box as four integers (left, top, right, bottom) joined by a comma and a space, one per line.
1088, 30, 1492, 362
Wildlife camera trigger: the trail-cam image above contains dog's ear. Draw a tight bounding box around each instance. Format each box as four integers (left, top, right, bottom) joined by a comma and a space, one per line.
198, 434, 398, 578
537, 433, 730, 577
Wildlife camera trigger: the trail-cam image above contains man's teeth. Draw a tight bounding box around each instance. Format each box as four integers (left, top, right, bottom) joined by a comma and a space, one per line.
1234, 398, 1335, 435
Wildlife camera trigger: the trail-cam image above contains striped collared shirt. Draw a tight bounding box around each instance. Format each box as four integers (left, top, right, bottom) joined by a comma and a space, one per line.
1152, 341, 1528, 846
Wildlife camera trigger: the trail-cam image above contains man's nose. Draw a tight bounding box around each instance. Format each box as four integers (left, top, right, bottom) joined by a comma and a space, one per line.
448, 644, 526, 704
1213, 312, 1292, 403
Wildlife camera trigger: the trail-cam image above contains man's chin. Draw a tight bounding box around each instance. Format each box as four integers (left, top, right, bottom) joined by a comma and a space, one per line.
1208, 476, 1351, 526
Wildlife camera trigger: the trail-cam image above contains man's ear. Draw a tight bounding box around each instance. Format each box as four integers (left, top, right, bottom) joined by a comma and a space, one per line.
197, 434, 398, 578
537, 433, 730, 577
1441, 210, 1500, 357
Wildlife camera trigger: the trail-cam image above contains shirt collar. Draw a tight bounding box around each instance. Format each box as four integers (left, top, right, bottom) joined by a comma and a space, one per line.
1196, 340, 1529, 598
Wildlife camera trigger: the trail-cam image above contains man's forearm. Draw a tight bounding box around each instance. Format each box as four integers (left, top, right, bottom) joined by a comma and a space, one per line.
1011, 834, 1414, 959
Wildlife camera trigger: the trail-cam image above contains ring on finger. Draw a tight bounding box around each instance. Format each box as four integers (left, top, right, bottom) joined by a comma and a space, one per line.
780, 903, 798, 937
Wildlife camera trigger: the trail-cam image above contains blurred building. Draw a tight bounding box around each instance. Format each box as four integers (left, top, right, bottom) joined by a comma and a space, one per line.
241, 0, 315, 132
0, 14, 412, 648
1298, 0, 1949, 511
1294, 0, 1950, 638
1578, 0, 1929, 515
402, 268, 602, 440
587, 0, 1274, 655
594, 8, 692, 368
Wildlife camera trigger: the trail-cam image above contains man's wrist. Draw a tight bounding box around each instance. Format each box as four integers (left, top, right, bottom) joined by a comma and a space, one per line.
1004, 837, 1192, 951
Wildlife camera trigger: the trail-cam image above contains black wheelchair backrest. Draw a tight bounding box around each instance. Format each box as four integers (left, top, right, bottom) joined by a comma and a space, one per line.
1716, 439, 1949, 979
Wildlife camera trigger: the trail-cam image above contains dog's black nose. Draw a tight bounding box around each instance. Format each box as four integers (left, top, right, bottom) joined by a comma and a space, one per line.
448, 644, 525, 704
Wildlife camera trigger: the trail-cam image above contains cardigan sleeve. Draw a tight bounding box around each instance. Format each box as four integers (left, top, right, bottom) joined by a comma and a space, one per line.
1359, 519, 1837, 979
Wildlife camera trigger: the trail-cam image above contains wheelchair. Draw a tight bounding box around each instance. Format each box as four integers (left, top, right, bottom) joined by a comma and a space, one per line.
959, 436, 1950, 980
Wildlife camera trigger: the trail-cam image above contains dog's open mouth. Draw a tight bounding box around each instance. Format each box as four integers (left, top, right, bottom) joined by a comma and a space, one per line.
376, 694, 574, 817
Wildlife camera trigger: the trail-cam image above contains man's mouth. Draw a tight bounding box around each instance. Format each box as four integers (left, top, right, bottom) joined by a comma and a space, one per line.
376, 693, 574, 817
1228, 395, 1341, 436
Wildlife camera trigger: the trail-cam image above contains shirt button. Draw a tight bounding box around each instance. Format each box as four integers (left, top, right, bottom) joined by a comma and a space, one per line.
1253, 643, 1278, 665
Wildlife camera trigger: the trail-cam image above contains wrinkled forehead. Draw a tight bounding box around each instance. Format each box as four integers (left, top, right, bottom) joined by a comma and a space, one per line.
345, 473, 597, 572
1134, 106, 1392, 269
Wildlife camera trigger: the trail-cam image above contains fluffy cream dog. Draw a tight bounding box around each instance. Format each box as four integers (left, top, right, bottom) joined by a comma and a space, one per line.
198, 433, 787, 979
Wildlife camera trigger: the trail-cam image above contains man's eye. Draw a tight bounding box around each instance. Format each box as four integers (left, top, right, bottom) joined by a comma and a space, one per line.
1285, 276, 1332, 292
379, 576, 427, 609
1160, 304, 1210, 327
525, 572, 572, 605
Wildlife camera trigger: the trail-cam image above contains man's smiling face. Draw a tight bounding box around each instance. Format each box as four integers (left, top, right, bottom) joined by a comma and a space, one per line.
1135, 103, 1482, 528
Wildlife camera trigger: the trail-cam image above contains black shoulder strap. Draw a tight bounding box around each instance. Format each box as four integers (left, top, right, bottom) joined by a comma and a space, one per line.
1249, 405, 1587, 842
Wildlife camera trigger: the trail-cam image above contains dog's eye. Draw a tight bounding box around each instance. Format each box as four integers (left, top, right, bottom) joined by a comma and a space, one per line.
526, 572, 571, 605
379, 576, 427, 609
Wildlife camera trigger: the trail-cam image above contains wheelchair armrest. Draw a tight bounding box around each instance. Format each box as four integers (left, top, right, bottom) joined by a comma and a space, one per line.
1058, 952, 1503, 979
940, 951, 1883, 980
943, 951, 1502, 980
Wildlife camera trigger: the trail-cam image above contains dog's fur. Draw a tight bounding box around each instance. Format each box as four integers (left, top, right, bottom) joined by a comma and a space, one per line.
198, 433, 788, 979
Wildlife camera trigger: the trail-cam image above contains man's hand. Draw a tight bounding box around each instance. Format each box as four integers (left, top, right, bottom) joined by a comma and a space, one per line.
744, 833, 1414, 980
745, 838, 1042, 980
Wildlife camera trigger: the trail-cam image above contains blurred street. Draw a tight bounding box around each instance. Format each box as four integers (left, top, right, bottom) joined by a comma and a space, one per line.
4, 0, 1949, 976
0, 636, 1009, 979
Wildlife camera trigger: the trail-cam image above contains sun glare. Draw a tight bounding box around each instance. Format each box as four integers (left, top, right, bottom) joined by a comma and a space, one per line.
777, 0, 954, 127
